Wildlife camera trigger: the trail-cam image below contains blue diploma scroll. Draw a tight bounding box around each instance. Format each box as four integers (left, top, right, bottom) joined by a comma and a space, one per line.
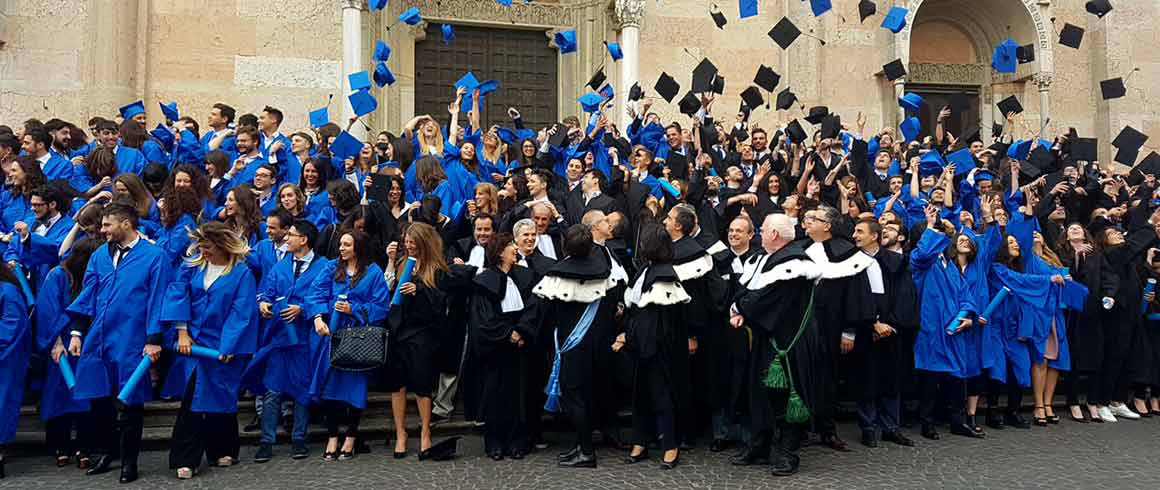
979, 287, 1011, 323
658, 179, 681, 199
946, 310, 968, 335
391, 258, 417, 306
117, 356, 154, 403
274, 296, 300, 345
1142, 278, 1156, 315
58, 356, 76, 389
11, 264, 34, 305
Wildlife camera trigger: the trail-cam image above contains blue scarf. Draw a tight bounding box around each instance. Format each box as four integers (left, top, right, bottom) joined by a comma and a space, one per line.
543, 299, 601, 412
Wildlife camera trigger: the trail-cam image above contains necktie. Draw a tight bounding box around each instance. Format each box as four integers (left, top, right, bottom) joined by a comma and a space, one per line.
113, 245, 126, 266
293, 260, 303, 279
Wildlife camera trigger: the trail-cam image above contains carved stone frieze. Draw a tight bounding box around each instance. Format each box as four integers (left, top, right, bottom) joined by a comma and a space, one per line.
614, 0, 645, 29
907, 63, 987, 85
407, 0, 578, 27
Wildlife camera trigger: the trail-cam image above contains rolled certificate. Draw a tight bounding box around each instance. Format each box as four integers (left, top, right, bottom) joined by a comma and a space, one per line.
330, 294, 348, 328
186, 344, 223, 360
1147, 313, 1160, 322
979, 287, 1012, 323
391, 258, 417, 306
946, 310, 968, 335
10, 264, 34, 305
117, 356, 154, 403
658, 179, 681, 199
275, 296, 300, 345
1142, 278, 1156, 315
58, 356, 76, 389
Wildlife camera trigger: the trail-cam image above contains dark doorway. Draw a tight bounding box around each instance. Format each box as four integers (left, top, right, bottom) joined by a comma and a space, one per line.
415, 23, 559, 132
904, 84, 980, 143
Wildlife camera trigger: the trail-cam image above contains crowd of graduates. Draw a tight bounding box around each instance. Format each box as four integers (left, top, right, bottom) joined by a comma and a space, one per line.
2, 82, 1160, 483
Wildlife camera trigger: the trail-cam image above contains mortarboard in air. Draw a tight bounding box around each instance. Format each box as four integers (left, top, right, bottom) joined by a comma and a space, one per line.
422, 437, 461, 461
754, 65, 780, 91
374, 62, 396, 87
992, 122, 1005, 138
399, 7, 422, 26
769, 17, 801, 50
805, 106, 829, 125
628, 82, 644, 102
881, 6, 908, 33
496, 0, 513, 6
918, 151, 946, 176
1085, 0, 1112, 18
991, 39, 1018, 74
1100, 77, 1126, 100
899, 116, 920, 143
1059, 23, 1084, 49
692, 58, 719, 93
369, 0, 388, 11
1007, 139, 1032, 161
309, 107, 329, 128
988, 141, 1010, 156
159, 102, 179, 122
496, 128, 516, 145
373, 40, 391, 62
547, 123, 569, 147
330, 131, 363, 162
711, 10, 728, 29
1112, 125, 1148, 151
678, 92, 702, 116
740, 0, 757, 19
784, 119, 807, 144
1114, 147, 1138, 166
949, 92, 971, 112
820, 114, 841, 139
348, 71, 372, 91
810, 0, 832, 17
654, 72, 680, 103
119, 100, 145, 120
606, 41, 623, 61
1018, 157, 1043, 179
1016, 44, 1035, 64
577, 92, 606, 113
711, 76, 725, 95
883, 59, 906, 81
1028, 145, 1056, 170
442, 24, 455, 44
587, 68, 607, 91
454, 72, 480, 92
555, 30, 577, 54
349, 89, 378, 117
600, 83, 615, 98
898, 92, 923, 112
776, 88, 797, 110
858, 0, 877, 22
997, 95, 1023, 116
1072, 137, 1098, 161
947, 148, 975, 171
461, 79, 498, 112
961, 127, 982, 145
1136, 152, 1160, 178
740, 86, 764, 110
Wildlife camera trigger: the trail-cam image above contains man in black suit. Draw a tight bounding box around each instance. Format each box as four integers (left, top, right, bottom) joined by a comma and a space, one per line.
566, 169, 622, 225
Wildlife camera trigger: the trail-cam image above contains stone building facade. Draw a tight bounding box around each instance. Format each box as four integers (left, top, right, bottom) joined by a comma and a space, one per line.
0, 0, 1156, 165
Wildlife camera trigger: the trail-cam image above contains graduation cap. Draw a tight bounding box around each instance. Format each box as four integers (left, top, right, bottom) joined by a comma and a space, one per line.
151, 124, 174, 152
809, 0, 832, 17
784, 119, 807, 144
692, 58, 719, 93
881, 6, 907, 34
711, 76, 725, 95
442, 24, 455, 44
1007, 139, 1032, 160
1072, 137, 1098, 161
587, 68, 606, 91
678, 92, 702, 116
369, 0, 388, 11
496, 127, 522, 145
992, 122, 1005, 138
991, 39, 1018, 74
988, 141, 1010, 156
918, 151, 946, 176
899, 117, 920, 143
159, 101, 179, 122
606, 42, 623, 61
348, 71, 372, 91
1085, 0, 1112, 18
599, 83, 615, 100
348, 89, 378, 117
547, 123, 569, 147
883, 59, 906, 81
578, 92, 605, 113
373, 40, 391, 62
421, 437, 461, 461
1100, 77, 1126, 100
898, 92, 923, 112
768, 17, 801, 49
739, 0, 757, 19
858, 0, 876, 22
711, 10, 728, 28
654, 72, 680, 103
1114, 147, 1139, 166
374, 62, 395, 87
1016, 44, 1035, 64
804, 106, 829, 125
399, 7, 422, 26
496, 0, 513, 6
1059, 23, 1084, 49
1028, 145, 1056, 170
1017, 157, 1043, 179
1137, 152, 1160, 178
628, 82, 644, 102
754, 65, 780, 91
775, 88, 797, 111
330, 131, 363, 162
555, 30, 577, 54
997, 95, 1023, 117
947, 148, 975, 171
119, 100, 145, 120
1112, 125, 1148, 151
820, 114, 841, 139
454, 72, 480, 93
309, 107, 328, 128
740, 86, 764, 110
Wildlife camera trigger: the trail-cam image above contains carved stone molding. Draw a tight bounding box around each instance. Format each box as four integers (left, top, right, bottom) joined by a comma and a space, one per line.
408, 0, 578, 27
1033, 72, 1053, 91
614, 0, 645, 29
410, 21, 429, 40
907, 63, 987, 85
341, 0, 366, 10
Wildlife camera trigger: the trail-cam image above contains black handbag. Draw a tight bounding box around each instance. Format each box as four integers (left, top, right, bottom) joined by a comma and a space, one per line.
329, 310, 389, 372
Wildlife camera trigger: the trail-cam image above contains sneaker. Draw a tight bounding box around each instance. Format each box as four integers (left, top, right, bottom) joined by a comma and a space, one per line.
1109, 403, 1141, 420
1097, 406, 1117, 423
254, 444, 273, 463
290, 441, 309, 460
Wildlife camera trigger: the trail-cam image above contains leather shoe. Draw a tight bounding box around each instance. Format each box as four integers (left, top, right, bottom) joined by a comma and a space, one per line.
708, 439, 731, 453
859, 432, 879, 448
821, 435, 851, 452
881, 431, 915, 447
1004, 412, 1031, 429
85, 455, 116, 476
949, 423, 985, 439
920, 425, 940, 440
729, 448, 768, 466
557, 445, 580, 462
768, 449, 799, 476
558, 452, 597, 468
119, 463, 138, 484
985, 412, 1005, 430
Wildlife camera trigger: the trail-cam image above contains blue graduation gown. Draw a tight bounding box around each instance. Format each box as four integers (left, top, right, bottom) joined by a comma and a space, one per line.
986, 265, 1054, 387
242, 255, 328, 405
3, 214, 75, 288
114, 145, 147, 176
35, 267, 89, 421
155, 214, 197, 269
0, 283, 31, 443
67, 241, 170, 405
246, 238, 286, 285
170, 129, 205, 167
160, 262, 258, 413
141, 139, 170, 167
304, 261, 389, 409
42, 152, 74, 181
304, 191, 334, 228
259, 133, 294, 183
0, 190, 32, 235
200, 130, 237, 155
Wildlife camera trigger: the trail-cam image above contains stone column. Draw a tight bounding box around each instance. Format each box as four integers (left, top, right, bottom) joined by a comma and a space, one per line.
614, 0, 645, 131
893, 80, 906, 128
342, 0, 366, 139
1034, 72, 1053, 134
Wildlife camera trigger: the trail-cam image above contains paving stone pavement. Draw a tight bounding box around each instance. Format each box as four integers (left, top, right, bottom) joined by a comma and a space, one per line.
4, 417, 1160, 490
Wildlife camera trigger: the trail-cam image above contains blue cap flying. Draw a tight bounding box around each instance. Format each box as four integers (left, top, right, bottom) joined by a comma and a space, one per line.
991, 39, 1018, 74
348, 89, 378, 117
578, 92, 605, 113
442, 24, 455, 44
881, 6, 908, 33
740, 0, 757, 19
946, 148, 975, 175
399, 7, 422, 26
899, 92, 924, 112
373, 40, 391, 62
810, 0, 832, 17
1007, 139, 1032, 161
606, 41, 623, 61
900, 116, 920, 143
159, 102, 179, 122
374, 62, 396, 87
918, 151, 946, 177
348, 71, 372, 91
330, 131, 364, 162
309, 107, 328, 128
555, 30, 577, 54
369, 0, 388, 11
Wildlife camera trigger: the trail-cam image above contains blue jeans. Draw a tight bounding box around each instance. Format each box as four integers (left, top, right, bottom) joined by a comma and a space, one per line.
260, 391, 309, 444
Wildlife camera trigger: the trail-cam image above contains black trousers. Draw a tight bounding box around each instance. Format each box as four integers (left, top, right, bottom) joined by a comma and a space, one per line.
45, 412, 100, 456
1064, 372, 1099, 406
169, 374, 240, 469
89, 397, 143, 464
986, 375, 1024, 412
320, 400, 363, 438
918, 371, 966, 427
747, 388, 805, 457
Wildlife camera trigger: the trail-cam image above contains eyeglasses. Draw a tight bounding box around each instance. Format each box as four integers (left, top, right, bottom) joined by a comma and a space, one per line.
285, 231, 304, 238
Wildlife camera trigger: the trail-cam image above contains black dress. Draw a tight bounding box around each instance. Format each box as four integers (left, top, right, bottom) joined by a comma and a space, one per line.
383, 265, 473, 397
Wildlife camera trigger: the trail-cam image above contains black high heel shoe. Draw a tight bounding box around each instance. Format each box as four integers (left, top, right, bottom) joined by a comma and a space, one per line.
623, 448, 648, 464
322, 451, 337, 462
394, 449, 408, 459
338, 450, 355, 461
1033, 406, 1048, 426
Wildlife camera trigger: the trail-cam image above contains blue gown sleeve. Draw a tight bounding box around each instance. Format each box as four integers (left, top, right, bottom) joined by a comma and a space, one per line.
910, 229, 949, 274
218, 268, 258, 356
160, 264, 196, 326
304, 259, 338, 321
0, 285, 27, 352
34, 268, 69, 351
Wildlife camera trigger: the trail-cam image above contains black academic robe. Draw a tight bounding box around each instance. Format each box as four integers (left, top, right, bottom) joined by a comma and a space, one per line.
623, 264, 690, 447
565, 192, 622, 226
713, 246, 761, 414
670, 237, 722, 438
1061, 250, 1118, 373
847, 249, 918, 400
383, 265, 474, 396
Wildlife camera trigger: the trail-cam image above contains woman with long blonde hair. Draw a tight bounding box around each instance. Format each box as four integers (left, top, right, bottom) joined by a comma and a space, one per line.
404, 115, 445, 163
160, 222, 258, 479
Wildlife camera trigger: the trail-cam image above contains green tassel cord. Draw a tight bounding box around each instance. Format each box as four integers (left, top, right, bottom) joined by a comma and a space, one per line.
761, 352, 788, 390
785, 389, 811, 424
760, 286, 817, 423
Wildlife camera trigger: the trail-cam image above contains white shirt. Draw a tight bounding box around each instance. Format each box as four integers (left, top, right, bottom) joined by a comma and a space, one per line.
203, 263, 227, 289
112, 235, 141, 267
36, 152, 51, 170
535, 235, 557, 260
30, 212, 62, 238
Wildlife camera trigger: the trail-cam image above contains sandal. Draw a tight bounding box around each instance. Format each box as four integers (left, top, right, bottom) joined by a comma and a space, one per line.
322, 451, 337, 462
1033, 406, 1048, 426
215, 456, 235, 467
176, 467, 194, 479
1069, 406, 1088, 423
